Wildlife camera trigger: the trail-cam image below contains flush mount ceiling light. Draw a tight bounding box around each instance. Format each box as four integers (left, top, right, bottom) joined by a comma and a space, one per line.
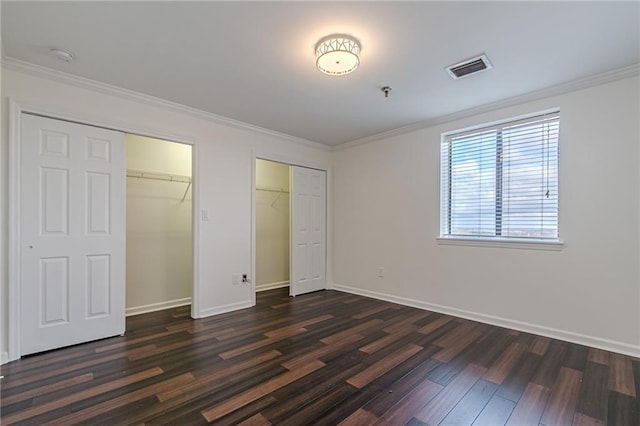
315, 35, 360, 76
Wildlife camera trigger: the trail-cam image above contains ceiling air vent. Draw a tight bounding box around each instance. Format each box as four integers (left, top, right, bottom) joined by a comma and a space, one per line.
446, 54, 492, 80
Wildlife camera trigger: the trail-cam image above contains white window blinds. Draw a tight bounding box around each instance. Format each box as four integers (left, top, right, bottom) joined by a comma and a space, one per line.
440, 112, 560, 240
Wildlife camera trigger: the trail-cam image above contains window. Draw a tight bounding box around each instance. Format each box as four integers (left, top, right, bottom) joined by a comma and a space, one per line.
440, 112, 560, 243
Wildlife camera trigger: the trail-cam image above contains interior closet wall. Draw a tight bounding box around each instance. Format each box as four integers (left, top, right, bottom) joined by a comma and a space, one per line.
255, 159, 290, 291
126, 135, 192, 314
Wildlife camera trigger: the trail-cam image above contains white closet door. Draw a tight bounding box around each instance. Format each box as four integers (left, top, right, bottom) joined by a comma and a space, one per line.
20, 114, 126, 355
290, 166, 326, 296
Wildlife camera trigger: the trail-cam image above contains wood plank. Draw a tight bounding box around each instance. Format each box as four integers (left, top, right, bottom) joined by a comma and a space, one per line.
94, 328, 184, 353
633, 359, 640, 401
470, 328, 516, 369
347, 344, 423, 389
212, 317, 294, 341
425, 328, 497, 388
563, 344, 588, 371
180, 395, 278, 426
587, 348, 609, 365
472, 395, 515, 426
483, 342, 526, 385
337, 408, 379, 425
314, 351, 441, 426
263, 314, 333, 337
126, 344, 161, 361
376, 379, 443, 426
0, 351, 124, 390
414, 363, 487, 425
608, 352, 636, 396
278, 382, 359, 425
359, 325, 418, 354
2, 367, 164, 425
237, 413, 272, 426
572, 412, 606, 426
496, 352, 542, 402
607, 391, 639, 426
530, 340, 568, 388
352, 305, 392, 320
433, 324, 486, 363
505, 382, 550, 426
281, 333, 363, 370
362, 356, 441, 417
439, 379, 498, 426
262, 352, 366, 422
46, 372, 195, 425
218, 329, 307, 360
200, 360, 325, 422
0, 373, 93, 405
417, 315, 454, 335
540, 366, 582, 426
528, 336, 551, 356
320, 319, 384, 344
156, 350, 282, 402
576, 361, 609, 421
382, 310, 433, 334
433, 322, 477, 348
415, 321, 460, 352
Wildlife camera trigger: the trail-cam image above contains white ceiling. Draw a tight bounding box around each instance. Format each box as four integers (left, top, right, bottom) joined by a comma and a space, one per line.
2, 1, 639, 146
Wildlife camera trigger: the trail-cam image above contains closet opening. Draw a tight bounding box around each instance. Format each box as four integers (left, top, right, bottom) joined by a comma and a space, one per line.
126, 135, 193, 315
255, 159, 290, 293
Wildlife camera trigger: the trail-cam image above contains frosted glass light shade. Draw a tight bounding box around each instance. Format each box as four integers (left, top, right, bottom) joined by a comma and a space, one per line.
315, 36, 360, 76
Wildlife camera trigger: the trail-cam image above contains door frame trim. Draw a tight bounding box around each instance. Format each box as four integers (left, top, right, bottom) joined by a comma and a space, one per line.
250, 150, 330, 306
7, 98, 200, 362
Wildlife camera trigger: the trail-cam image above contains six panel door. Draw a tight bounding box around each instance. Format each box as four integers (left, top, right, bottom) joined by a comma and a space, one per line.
290, 166, 326, 296
20, 114, 126, 355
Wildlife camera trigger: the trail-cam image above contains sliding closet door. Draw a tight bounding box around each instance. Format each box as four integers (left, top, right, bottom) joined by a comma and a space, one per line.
290, 166, 326, 296
20, 114, 126, 355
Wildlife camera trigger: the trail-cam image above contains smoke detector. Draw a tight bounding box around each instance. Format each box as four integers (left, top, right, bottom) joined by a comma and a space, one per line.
50, 48, 74, 63
446, 54, 492, 80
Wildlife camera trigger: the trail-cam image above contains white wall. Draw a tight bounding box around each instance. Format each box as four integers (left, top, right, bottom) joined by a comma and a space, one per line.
255, 159, 289, 290
126, 134, 192, 313
332, 75, 640, 356
0, 65, 331, 359
2, 62, 637, 361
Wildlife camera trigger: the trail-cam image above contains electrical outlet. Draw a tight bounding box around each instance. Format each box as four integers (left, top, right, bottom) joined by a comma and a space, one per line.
377, 267, 384, 278
232, 273, 241, 285
242, 273, 249, 283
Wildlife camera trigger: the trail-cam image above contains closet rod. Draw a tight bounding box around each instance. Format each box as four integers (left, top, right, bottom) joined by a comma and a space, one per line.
256, 185, 289, 194
126, 169, 191, 184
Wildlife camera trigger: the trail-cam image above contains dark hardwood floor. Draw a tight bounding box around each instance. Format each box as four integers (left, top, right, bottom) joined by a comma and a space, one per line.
1, 288, 638, 425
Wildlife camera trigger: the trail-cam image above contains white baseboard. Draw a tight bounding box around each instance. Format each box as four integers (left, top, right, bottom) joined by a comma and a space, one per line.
331, 283, 640, 358
1, 352, 9, 365
126, 297, 192, 317
195, 300, 253, 319
256, 281, 289, 292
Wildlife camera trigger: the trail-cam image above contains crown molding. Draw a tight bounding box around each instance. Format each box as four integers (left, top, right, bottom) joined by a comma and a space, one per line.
4, 55, 637, 153
1, 56, 330, 152
333, 63, 640, 151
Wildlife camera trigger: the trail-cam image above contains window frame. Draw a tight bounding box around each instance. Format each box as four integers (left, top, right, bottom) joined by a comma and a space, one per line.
438, 110, 564, 250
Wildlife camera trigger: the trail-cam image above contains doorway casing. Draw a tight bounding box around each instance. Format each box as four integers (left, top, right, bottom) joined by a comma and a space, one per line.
250, 150, 331, 306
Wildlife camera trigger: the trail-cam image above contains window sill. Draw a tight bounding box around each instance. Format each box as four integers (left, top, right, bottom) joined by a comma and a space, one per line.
436, 236, 565, 251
